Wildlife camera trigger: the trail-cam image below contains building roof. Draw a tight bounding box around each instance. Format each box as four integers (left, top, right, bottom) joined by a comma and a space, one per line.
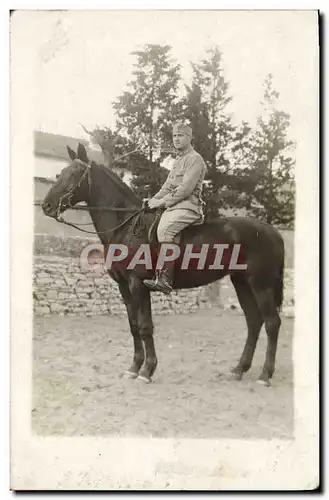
34, 176, 55, 184
34, 130, 104, 163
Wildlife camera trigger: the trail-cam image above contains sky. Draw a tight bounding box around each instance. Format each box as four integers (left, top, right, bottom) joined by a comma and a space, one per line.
30, 10, 318, 145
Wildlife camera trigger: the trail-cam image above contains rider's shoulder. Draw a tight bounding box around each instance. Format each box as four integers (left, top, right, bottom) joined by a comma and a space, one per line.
188, 148, 206, 166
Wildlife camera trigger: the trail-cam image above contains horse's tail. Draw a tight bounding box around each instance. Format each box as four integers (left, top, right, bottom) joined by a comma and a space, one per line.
274, 244, 285, 311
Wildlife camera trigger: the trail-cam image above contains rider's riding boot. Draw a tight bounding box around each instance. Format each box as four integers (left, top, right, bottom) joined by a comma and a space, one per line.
143, 260, 175, 295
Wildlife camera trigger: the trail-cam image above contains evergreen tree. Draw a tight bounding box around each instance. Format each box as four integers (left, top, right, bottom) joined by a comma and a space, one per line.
231, 74, 295, 226
216, 121, 255, 213
179, 47, 235, 219
113, 44, 181, 197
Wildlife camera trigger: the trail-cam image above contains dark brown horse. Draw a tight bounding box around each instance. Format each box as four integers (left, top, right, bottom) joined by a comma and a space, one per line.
42, 144, 285, 386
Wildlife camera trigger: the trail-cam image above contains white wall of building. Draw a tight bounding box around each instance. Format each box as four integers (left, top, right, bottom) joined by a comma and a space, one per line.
35, 150, 133, 188
35, 156, 68, 180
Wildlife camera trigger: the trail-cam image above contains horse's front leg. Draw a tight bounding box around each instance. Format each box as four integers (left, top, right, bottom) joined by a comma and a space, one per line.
118, 280, 145, 379
129, 278, 157, 383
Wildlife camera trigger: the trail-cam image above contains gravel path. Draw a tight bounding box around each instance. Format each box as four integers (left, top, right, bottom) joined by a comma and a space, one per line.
33, 309, 293, 439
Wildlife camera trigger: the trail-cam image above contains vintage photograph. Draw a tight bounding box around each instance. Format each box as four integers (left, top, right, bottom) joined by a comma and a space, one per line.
11, 10, 319, 490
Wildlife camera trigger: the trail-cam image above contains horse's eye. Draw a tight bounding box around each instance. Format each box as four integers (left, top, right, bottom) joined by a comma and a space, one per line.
56, 174, 60, 179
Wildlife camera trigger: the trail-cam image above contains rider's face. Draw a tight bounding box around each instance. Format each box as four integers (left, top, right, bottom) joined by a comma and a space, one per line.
173, 132, 191, 150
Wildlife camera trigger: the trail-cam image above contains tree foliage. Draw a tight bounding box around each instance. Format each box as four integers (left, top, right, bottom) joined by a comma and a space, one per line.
229, 74, 295, 225
112, 44, 181, 197
88, 48, 295, 227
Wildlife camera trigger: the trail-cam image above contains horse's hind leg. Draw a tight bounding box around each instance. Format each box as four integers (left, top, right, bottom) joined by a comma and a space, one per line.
249, 279, 281, 386
119, 281, 145, 379
230, 274, 264, 380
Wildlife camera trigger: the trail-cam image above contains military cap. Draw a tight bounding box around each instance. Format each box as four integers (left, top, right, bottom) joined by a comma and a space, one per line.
172, 122, 192, 137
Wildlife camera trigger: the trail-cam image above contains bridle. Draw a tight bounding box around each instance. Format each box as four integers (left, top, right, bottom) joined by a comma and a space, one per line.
54, 161, 146, 236
56, 161, 92, 220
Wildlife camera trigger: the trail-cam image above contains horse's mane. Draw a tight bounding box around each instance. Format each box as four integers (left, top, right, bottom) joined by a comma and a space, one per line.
91, 161, 141, 207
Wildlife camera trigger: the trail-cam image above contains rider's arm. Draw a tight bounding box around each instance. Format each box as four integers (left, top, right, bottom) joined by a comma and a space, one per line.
151, 174, 172, 200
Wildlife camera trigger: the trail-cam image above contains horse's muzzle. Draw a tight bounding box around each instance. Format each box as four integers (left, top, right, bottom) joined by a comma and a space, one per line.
42, 201, 57, 218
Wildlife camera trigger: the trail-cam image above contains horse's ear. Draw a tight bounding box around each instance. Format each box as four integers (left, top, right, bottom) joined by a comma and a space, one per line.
77, 143, 89, 164
67, 146, 78, 161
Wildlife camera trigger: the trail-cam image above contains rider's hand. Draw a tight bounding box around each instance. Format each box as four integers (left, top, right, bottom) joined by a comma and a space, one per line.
148, 198, 165, 209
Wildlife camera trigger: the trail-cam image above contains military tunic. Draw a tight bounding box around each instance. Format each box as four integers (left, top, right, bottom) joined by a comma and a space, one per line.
152, 146, 207, 242
154, 146, 207, 216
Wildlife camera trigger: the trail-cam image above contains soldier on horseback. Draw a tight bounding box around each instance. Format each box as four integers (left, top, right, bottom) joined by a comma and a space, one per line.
143, 122, 208, 294
43, 139, 285, 385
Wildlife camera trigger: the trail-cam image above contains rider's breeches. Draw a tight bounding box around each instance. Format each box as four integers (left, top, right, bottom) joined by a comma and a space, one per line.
157, 208, 202, 243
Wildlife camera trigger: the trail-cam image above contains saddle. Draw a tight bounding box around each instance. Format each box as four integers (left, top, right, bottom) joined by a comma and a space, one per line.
147, 207, 204, 245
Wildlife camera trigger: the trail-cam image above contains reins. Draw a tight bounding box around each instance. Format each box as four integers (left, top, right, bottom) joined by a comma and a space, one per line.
55, 206, 147, 236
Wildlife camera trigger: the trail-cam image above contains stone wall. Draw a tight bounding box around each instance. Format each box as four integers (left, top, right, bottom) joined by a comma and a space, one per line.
33, 255, 218, 317
33, 253, 294, 318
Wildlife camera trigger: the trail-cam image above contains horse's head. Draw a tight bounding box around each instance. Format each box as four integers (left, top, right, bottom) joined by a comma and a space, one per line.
42, 143, 91, 218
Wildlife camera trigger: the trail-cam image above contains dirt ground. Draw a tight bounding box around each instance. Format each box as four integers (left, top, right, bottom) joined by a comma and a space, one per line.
33, 309, 293, 439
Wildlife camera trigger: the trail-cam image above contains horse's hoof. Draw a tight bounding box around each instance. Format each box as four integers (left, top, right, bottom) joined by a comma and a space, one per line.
123, 371, 138, 379
230, 365, 242, 374
257, 378, 271, 387
137, 375, 152, 384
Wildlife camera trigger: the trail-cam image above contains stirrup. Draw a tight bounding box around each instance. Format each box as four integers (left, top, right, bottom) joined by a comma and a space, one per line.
143, 271, 173, 294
